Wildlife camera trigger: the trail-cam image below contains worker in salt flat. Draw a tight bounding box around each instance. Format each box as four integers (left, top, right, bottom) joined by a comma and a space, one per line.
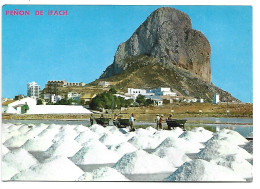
129, 113, 136, 132
114, 114, 120, 127
159, 114, 164, 130
90, 114, 95, 125
168, 114, 173, 120
155, 114, 160, 130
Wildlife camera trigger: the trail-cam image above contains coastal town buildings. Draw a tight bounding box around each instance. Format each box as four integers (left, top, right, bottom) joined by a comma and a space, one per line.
27, 82, 41, 99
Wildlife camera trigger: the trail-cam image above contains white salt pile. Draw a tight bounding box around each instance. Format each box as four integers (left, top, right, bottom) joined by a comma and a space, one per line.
124, 132, 136, 141
2, 128, 22, 144
179, 127, 213, 143
44, 138, 82, 158
2, 145, 10, 155
78, 167, 129, 181
207, 128, 249, 146
24, 125, 48, 139
46, 124, 62, 130
135, 128, 156, 136
11, 156, 84, 181
127, 134, 162, 150
89, 124, 110, 137
70, 139, 120, 165
2, 148, 39, 171
18, 125, 33, 134
99, 132, 127, 146
74, 130, 100, 144
153, 128, 183, 141
105, 126, 120, 134
108, 142, 137, 157
165, 159, 244, 181
21, 135, 54, 152
2, 161, 20, 181
53, 126, 79, 142
37, 126, 60, 139
154, 137, 203, 154
195, 139, 252, 161
152, 147, 191, 167
113, 150, 176, 174
209, 154, 253, 179
7, 124, 23, 131
4, 134, 31, 148
74, 125, 90, 133
145, 126, 158, 134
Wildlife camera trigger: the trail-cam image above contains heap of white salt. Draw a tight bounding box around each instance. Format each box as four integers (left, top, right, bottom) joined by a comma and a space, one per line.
99, 132, 127, 146
21, 135, 54, 152
4, 134, 31, 148
44, 138, 82, 158
179, 127, 213, 143
165, 159, 244, 181
113, 150, 176, 174
70, 139, 120, 165
74, 130, 99, 144
152, 128, 183, 142
135, 128, 156, 136
108, 142, 137, 157
74, 125, 90, 133
2, 148, 39, 171
2, 161, 20, 180
53, 126, 79, 142
154, 137, 204, 154
207, 129, 249, 146
89, 124, 110, 137
2, 145, 10, 155
11, 156, 84, 181
2, 126, 23, 144
37, 126, 60, 140
196, 139, 252, 161
209, 154, 253, 179
78, 167, 129, 181
18, 125, 33, 134
24, 125, 48, 139
127, 134, 162, 150
152, 147, 191, 167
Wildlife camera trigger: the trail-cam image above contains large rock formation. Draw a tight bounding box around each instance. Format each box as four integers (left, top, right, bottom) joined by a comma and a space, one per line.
100, 7, 211, 83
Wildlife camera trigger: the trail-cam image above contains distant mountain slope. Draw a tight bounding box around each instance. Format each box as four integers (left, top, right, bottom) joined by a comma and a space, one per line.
93, 55, 238, 102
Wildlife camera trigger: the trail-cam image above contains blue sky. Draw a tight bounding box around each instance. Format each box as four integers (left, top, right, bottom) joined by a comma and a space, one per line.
2, 5, 252, 102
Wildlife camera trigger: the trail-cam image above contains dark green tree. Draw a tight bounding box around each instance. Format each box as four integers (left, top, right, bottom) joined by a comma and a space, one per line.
136, 95, 146, 106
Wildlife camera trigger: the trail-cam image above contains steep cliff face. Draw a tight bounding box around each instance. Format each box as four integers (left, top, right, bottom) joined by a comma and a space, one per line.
100, 7, 211, 83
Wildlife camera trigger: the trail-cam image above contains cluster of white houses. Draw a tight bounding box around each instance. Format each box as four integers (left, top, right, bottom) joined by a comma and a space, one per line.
25, 81, 216, 106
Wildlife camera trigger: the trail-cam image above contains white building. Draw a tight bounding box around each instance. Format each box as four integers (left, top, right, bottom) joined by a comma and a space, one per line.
2, 97, 37, 114
44, 93, 62, 103
213, 93, 220, 104
125, 88, 154, 99
67, 92, 80, 100
27, 82, 40, 99
98, 81, 110, 87
50, 94, 62, 104
147, 88, 176, 96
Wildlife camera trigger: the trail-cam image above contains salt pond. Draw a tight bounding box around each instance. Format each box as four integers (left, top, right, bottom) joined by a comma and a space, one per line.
1, 120, 253, 182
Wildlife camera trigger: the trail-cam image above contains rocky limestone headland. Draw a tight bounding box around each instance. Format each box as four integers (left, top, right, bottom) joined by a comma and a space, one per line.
100, 7, 211, 83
